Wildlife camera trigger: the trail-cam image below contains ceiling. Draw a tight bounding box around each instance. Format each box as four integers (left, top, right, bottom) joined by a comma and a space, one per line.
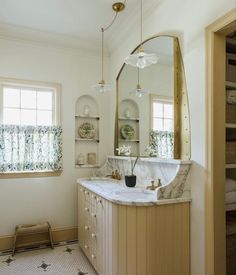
0, 0, 163, 51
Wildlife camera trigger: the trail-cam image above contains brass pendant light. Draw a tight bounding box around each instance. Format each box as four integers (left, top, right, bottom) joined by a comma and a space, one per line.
124, 0, 158, 69
130, 68, 148, 97
93, 2, 125, 93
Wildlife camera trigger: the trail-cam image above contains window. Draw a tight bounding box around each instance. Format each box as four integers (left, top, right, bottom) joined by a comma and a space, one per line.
0, 78, 62, 175
149, 95, 174, 158
151, 96, 174, 132
2, 86, 57, 126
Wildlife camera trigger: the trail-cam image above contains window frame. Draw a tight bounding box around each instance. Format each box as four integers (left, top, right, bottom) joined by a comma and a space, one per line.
0, 77, 61, 178
0, 77, 61, 126
150, 94, 174, 132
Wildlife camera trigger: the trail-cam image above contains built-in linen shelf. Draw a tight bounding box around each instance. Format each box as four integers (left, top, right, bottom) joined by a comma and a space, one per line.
226, 81, 236, 89
119, 139, 140, 143
226, 123, 236, 128
226, 164, 236, 169
75, 114, 100, 120
227, 38, 236, 47
75, 138, 99, 142
118, 117, 139, 122
75, 164, 100, 168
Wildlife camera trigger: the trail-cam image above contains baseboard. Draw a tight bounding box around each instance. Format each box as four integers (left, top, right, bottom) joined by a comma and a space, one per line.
0, 226, 78, 252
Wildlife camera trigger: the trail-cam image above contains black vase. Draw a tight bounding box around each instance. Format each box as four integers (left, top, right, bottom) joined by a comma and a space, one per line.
125, 175, 136, 187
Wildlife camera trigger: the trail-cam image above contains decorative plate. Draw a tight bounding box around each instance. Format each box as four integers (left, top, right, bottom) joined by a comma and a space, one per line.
79, 123, 95, 139
120, 124, 135, 139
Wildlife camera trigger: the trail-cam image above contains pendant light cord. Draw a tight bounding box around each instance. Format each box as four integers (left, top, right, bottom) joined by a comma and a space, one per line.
140, 0, 143, 48
138, 68, 140, 85
101, 28, 104, 81
99, 0, 126, 84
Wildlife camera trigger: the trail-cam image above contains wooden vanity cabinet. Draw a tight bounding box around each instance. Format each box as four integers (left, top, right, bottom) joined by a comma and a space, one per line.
78, 184, 190, 275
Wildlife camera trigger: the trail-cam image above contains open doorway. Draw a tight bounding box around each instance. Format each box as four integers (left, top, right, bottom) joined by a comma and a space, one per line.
206, 8, 236, 275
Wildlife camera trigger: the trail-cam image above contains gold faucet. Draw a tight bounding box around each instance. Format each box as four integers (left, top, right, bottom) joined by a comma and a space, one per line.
146, 179, 162, 190
106, 170, 121, 180
111, 170, 122, 180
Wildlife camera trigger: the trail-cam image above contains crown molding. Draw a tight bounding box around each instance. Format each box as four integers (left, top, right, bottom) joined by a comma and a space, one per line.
0, 23, 110, 55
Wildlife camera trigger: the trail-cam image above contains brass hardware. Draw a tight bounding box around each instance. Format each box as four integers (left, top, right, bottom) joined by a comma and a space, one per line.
146, 179, 162, 190
112, 2, 125, 12
106, 170, 122, 180
112, 170, 122, 180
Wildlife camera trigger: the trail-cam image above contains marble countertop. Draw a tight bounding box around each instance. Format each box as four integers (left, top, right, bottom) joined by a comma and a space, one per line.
77, 177, 191, 206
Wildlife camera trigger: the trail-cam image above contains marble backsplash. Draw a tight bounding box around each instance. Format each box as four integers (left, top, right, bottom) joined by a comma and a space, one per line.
95, 156, 192, 199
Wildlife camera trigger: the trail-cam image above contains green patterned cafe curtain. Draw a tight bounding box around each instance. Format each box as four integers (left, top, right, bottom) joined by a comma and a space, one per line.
0, 125, 62, 172
149, 130, 174, 158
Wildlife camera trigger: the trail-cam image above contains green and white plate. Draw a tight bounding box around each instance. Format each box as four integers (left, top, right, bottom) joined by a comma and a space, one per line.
120, 124, 135, 139
79, 122, 95, 139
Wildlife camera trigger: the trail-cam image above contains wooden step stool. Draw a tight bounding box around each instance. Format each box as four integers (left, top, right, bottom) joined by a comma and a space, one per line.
12, 221, 54, 256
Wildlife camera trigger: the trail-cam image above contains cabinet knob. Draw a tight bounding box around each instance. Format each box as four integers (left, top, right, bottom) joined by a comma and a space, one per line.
85, 191, 89, 195
92, 194, 97, 199
85, 207, 89, 212
84, 226, 89, 231
91, 213, 96, 218
91, 254, 96, 259
91, 233, 96, 238
97, 198, 102, 203
84, 244, 89, 249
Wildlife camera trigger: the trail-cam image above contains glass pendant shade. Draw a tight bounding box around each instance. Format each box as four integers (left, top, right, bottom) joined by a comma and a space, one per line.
125, 47, 159, 69
124, 0, 158, 69
130, 83, 148, 98
93, 80, 111, 93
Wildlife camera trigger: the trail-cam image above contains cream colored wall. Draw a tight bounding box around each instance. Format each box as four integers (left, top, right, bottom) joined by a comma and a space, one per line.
109, 1, 236, 274
0, 38, 112, 236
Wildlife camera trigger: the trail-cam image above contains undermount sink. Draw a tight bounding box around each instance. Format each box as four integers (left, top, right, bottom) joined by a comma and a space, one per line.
114, 189, 156, 200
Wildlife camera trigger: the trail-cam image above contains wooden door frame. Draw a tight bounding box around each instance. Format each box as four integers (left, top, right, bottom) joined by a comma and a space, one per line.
205, 8, 236, 275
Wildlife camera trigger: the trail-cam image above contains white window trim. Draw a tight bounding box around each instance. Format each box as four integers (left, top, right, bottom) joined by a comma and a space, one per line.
150, 94, 174, 132
0, 77, 61, 126
0, 77, 62, 178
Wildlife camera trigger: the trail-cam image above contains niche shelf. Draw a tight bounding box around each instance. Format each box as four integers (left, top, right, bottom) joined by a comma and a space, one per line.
75, 95, 100, 168
118, 99, 140, 156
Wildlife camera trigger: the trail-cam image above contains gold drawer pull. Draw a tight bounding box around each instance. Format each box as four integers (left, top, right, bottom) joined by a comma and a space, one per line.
85, 207, 89, 212
91, 254, 96, 259
84, 226, 89, 231
84, 244, 89, 249
91, 233, 96, 238
91, 213, 96, 218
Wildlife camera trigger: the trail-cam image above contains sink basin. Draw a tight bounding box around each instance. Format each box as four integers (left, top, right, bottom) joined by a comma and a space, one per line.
114, 189, 156, 200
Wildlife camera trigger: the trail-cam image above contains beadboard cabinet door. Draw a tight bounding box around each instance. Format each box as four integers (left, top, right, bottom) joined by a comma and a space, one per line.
78, 184, 190, 275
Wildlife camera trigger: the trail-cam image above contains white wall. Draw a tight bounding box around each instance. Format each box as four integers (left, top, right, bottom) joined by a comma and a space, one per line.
109, 1, 236, 274
0, 38, 112, 235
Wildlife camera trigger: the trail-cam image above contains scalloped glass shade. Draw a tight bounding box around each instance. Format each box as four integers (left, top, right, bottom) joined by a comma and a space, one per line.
130, 84, 148, 98
93, 80, 111, 93
125, 51, 159, 69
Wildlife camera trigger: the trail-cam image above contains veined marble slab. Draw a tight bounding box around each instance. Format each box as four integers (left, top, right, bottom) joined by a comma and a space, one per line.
77, 178, 191, 206
94, 156, 192, 200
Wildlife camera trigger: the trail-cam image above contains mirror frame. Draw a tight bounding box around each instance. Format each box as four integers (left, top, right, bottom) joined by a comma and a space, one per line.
114, 35, 191, 159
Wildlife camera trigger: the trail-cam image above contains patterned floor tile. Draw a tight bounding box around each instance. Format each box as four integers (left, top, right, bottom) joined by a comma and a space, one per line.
0, 244, 97, 275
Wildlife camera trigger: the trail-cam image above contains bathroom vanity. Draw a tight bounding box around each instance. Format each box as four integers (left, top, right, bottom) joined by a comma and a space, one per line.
78, 173, 191, 275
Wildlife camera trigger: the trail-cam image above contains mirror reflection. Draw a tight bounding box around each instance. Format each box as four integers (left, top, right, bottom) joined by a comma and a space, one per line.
116, 36, 191, 159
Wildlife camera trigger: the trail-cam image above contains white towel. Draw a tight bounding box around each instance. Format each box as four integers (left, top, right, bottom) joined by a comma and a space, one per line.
226, 191, 236, 204
226, 178, 236, 193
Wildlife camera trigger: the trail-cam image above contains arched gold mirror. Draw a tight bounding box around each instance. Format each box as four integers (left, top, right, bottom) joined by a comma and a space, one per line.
114, 35, 191, 159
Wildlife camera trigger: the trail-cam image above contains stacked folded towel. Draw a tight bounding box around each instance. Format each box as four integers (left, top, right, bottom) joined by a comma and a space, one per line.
226, 178, 236, 211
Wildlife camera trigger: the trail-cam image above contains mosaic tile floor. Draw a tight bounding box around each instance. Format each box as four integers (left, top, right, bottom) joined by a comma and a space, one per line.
0, 243, 97, 275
